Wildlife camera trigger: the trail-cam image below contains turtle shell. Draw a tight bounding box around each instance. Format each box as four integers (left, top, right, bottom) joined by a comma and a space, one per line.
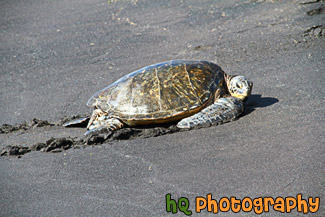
87, 60, 226, 125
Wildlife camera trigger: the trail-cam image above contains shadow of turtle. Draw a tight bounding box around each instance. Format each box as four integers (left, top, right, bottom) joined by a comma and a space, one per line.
242, 94, 279, 116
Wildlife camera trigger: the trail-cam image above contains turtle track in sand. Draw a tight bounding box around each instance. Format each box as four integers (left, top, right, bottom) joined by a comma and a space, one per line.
0, 116, 182, 157
0, 113, 244, 157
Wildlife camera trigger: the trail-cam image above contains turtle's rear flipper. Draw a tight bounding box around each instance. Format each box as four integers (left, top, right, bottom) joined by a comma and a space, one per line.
177, 97, 244, 129
85, 117, 124, 135
63, 117, 89, 128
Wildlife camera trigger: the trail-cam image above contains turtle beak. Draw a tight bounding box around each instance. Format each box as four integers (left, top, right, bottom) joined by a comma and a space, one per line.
246, 80, 253, 97
237, 95, 248, 101
232, 83, 252, 101
248, 81, 253, 89
241, 80, 253, 100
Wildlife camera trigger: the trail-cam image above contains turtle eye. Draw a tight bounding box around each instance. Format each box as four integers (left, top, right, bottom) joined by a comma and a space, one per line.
236, 83, 241, 89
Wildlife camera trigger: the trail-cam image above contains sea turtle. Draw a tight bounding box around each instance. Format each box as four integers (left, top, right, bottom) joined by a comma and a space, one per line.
64, 60, 253, 134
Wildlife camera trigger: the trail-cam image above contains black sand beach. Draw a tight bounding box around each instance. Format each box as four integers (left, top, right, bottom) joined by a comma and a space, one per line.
1, 0, 324, 216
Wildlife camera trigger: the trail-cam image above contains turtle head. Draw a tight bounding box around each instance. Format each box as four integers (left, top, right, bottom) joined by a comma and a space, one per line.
227, 75, 253, 101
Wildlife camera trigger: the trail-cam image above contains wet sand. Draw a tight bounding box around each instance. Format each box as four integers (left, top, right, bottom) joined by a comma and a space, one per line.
1, 0, 324, 216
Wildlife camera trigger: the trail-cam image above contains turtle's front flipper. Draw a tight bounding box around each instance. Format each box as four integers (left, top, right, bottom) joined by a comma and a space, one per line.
177, 97, 244, 129
85, 117, 124, 135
